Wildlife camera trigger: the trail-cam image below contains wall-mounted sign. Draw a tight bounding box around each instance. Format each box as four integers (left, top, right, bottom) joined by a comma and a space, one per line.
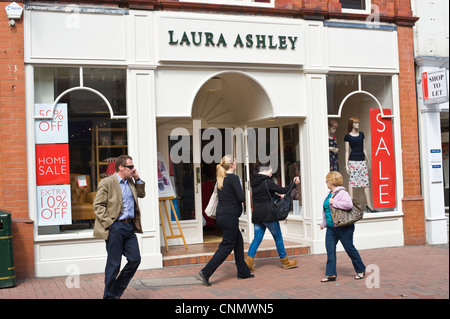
35, 144, 70, 186
422, 69, 448, 105
36, 184, 72, 226
370, 108, 396, 209
35, 104, 68, 144
158, 14, 304, 65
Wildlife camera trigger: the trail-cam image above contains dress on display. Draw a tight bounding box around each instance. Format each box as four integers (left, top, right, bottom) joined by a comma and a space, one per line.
344, 132, 369, 188
329, 135, 339, 172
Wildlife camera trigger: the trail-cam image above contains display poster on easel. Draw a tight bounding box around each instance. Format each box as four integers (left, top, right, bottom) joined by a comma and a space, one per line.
157, 152, 175, 198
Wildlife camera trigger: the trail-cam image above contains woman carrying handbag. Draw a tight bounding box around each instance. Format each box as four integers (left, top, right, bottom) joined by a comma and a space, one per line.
320, 171, 366, 282
198, 155, 253, 286
245, 165, 300, 272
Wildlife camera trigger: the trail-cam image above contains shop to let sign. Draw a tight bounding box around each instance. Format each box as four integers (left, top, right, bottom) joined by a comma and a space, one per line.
370, 109, 396, 209
422, 69, 448, 105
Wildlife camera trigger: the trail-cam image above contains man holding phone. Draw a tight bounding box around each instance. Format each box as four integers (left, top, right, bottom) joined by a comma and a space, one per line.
93, 155, 145, 299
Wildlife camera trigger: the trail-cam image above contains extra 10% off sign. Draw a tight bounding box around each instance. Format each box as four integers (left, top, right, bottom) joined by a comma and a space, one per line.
37, 185, 72, 226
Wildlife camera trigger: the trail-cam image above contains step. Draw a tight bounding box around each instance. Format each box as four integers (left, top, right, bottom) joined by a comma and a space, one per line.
162, 241, 310, 267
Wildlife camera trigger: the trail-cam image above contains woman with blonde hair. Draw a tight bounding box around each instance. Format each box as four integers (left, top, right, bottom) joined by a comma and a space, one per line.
199, 155, 253, 286
320, 171, 366, 282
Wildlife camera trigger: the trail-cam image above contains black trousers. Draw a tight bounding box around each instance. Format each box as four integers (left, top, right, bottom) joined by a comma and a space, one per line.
103, 221, 141, 299
201, 214, 251, 280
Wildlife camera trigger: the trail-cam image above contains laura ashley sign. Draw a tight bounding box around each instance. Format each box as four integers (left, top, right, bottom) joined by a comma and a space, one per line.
168, 31, 299, 50
158, 14, 304, 65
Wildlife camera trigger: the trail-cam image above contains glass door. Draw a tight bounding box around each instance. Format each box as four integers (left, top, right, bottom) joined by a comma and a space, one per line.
158, 125, 203, 245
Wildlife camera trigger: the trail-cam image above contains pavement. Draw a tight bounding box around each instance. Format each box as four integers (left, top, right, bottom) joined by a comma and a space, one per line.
0, 244, 448, 316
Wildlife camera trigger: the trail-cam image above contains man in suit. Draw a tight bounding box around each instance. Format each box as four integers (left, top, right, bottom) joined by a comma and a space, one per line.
93, 155, 146, 299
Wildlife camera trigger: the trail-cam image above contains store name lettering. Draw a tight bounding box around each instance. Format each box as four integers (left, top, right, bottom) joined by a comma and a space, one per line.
168, 31, 298, 50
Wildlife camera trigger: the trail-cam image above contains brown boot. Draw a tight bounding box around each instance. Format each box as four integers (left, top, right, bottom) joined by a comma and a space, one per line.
280, 256, 298, 269
245, 256, 255, 272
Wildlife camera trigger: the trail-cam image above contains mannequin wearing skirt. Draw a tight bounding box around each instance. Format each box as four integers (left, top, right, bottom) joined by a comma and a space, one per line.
344, 117, 377, 212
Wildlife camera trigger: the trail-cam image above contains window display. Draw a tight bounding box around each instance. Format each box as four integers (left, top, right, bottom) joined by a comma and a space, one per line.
34, 67, 127, 235
327, 74, 396, 211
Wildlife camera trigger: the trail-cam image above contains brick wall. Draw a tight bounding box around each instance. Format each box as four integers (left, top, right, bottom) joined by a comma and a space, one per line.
397, 25, 426, 245
0, 2, 35, 280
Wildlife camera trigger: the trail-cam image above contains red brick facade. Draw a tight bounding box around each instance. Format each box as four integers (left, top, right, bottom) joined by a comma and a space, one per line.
0, 1, 35, 280
0, 0, 423, 280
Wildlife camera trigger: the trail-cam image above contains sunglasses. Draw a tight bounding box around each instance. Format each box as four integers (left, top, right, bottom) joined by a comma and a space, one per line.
123, 165, 135, 170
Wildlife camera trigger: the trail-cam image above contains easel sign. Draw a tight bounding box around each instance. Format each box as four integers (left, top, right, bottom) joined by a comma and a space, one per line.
157, 152, 187, 252
157, 152, 175, 198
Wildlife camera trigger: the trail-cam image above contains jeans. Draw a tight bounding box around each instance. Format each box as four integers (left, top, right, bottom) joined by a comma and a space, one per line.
325, 224, 365, 277
248, 221, 287, 259
104, 221, 141, 299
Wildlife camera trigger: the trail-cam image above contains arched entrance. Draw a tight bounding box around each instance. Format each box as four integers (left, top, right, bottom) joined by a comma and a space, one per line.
157, 71, 278, 245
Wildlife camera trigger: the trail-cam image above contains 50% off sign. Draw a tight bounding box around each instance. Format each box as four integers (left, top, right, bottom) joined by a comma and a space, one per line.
37, 185, 72, 226
35, 104, 68, 144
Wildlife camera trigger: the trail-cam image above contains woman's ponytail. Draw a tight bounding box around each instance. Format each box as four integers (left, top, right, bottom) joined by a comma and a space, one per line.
216, 154, 234, 190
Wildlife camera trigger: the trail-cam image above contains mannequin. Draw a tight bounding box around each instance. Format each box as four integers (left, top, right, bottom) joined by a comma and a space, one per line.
344, 117, 376, 212
328, 120, 339, 172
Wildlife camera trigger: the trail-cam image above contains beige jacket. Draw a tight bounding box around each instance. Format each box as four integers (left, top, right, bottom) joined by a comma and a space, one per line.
93, 174, 145, 240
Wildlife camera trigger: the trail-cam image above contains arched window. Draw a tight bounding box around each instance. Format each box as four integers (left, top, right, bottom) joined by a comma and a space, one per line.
34, 67, 128, 234
326, 73, 397, 211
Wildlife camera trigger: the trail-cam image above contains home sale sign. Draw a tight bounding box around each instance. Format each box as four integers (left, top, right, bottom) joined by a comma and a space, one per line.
370, 109, 396, 209
35, 104, 72, 226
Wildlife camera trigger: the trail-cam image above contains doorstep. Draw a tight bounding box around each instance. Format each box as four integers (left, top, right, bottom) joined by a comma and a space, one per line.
161, 240, 310, 267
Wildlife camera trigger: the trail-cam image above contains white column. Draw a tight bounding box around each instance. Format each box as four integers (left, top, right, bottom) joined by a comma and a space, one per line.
304, 74, 329, 253
128, 69, 163, 268
417, 61, 448, 245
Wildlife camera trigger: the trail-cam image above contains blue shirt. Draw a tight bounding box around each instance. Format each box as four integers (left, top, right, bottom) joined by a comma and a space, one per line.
115, 173, 143, 220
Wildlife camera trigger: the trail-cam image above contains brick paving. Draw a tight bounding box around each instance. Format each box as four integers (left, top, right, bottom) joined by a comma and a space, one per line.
0, 244, 448, 301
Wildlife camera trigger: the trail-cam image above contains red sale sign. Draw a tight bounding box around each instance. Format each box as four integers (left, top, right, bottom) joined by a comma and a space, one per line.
36, 144, 70, 185
370, 109, 396, 208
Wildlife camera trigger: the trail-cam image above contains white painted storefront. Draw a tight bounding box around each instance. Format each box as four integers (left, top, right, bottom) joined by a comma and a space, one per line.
25, 5, 405, 277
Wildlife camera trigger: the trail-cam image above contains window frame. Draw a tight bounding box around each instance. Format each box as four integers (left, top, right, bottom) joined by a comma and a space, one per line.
31, 65, 130, 240
340, 0, 371, 14
179, 0, 275, 8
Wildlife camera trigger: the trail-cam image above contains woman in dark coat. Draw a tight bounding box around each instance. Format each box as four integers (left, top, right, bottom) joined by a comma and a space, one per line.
198, 154, 253, 286
245, 165, 300, 271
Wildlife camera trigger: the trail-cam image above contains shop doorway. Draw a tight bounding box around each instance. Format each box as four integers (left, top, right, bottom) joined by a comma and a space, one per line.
157, 71, 301, 246
157, 72, 305, 247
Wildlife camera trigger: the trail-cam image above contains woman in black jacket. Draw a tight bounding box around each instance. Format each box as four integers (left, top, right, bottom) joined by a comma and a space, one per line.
198, 154, 253, 286
245, 165, 300, 271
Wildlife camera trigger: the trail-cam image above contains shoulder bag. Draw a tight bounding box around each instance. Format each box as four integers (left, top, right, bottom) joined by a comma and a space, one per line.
265, 180, 295, 221
205, 183, 218, 219
330, 188, 364, 227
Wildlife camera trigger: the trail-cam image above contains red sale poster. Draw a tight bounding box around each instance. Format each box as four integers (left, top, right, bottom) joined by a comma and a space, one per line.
35, 144, 70, 185
370, 109, 396, 209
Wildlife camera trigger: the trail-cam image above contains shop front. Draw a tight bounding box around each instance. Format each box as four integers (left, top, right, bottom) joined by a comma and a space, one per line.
24, 4, 410, 277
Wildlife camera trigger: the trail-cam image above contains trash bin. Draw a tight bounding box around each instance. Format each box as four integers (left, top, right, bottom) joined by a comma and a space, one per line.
0, 210, 16, 288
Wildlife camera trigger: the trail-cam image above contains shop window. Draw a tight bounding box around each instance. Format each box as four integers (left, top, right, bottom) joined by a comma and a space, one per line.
282, 124, 302, 216
327, 74, 397, 212
34, 67, 127, 235
169, 136, 196, 221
